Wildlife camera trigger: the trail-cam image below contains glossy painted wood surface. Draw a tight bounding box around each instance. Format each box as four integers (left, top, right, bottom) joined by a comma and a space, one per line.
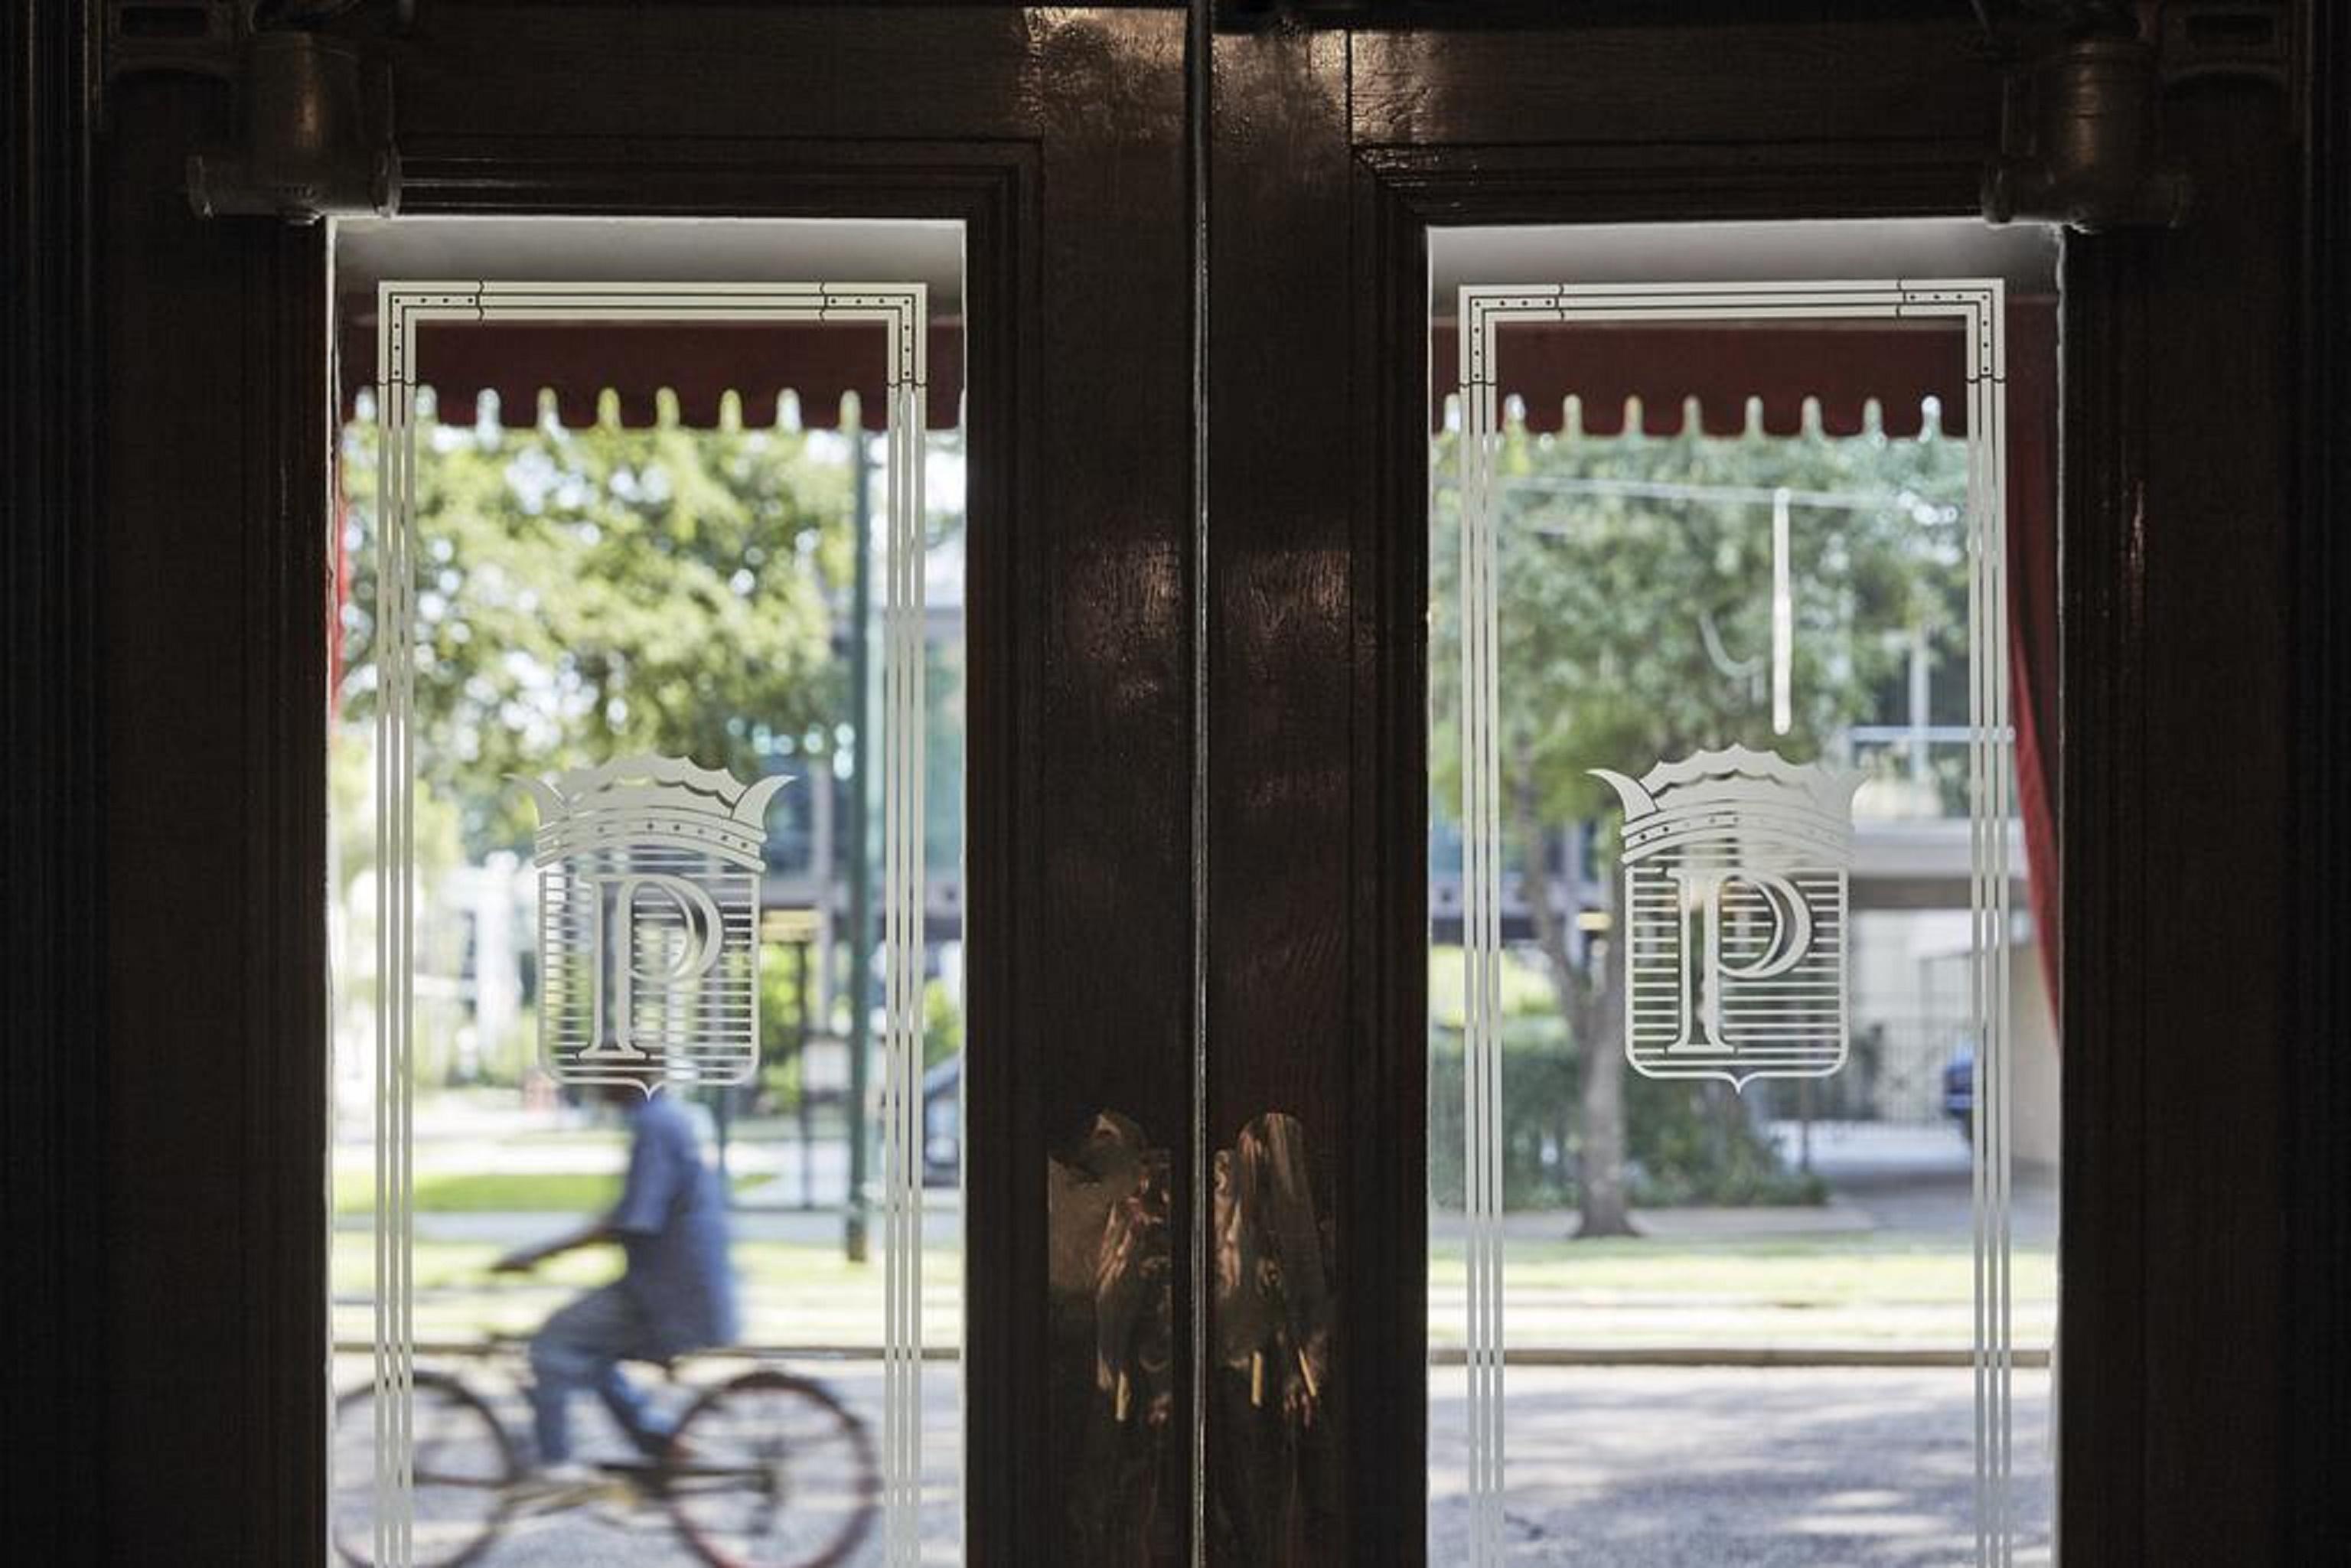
1206, 26, 1373, 1565
82, 77, 332, 1558
1347, 17, 1999, 149
2290, 11, 2351, 1560
2059, 81, 2297, 1563
2, 0, 106, 1556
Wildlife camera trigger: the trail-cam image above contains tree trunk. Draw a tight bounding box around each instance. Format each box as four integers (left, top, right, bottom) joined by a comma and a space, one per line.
1573, 869, 1635, 1237
1511, 758, 1638, 1238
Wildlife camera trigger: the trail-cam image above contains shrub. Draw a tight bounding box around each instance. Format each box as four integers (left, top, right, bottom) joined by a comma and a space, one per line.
1430, 1019, 1822, 1212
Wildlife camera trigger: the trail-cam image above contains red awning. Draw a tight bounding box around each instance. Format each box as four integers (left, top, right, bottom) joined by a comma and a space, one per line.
1429, 317, 2014, 438
338, 318, 966, 431
338, 302, 2046, 442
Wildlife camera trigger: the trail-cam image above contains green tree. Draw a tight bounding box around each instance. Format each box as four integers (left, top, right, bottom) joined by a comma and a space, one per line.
1432, 414, 1966, 1236
339, 405, 854, 853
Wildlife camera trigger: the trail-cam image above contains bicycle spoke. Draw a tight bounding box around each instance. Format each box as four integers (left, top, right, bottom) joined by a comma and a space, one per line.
331, 1374, 516, 1568
748, 1478, 787, 1547
667, 1373, 878, 1568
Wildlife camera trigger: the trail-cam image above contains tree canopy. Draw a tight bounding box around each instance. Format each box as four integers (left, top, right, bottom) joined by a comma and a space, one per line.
1429, 409, 1971, 1230
339, 406, 856, 854
1431, 413, 1969, 824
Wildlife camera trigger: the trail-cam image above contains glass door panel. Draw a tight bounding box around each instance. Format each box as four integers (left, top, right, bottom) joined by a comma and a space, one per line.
1429, 223, 2060, 1566
329, 220, 967, 1566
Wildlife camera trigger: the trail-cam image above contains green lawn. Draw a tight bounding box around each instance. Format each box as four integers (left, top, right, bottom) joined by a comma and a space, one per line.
1428, 1233, 2055, 1348
331, 1236, 964, 1349
334, 1169, 765, 1215
329, 1230, 2050, 1354
1434, 1232, 2049, 1300
331, 1100, 2052, 1357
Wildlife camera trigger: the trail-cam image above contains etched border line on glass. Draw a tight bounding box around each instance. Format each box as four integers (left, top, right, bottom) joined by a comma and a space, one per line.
374, 280, 932, 1568
1452, 279, 2016, 1568
1456, 308, 1507, 1568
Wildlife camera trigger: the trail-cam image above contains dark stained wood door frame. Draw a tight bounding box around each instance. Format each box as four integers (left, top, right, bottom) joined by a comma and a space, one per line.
9, 6, 1200, 1560
2288, 10, 2351, 1560
1206, 14, 2335, 1564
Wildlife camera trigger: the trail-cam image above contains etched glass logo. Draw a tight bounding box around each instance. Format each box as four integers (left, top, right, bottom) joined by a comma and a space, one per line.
516, 755, 788, 1094
1592, 745, 1860, 1090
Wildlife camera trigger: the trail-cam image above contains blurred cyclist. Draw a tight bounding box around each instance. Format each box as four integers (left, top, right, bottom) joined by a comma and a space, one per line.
494, 1083, 739, 1482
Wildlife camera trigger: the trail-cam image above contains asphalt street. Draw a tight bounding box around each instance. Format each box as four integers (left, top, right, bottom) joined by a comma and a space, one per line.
344, 1361, 2049, 1566
339, 1121, 2053, 1562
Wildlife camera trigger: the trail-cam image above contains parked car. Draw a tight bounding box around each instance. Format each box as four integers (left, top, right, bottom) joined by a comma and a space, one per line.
1942, 1041, 1975, 1143
923, 1054, 961, 1187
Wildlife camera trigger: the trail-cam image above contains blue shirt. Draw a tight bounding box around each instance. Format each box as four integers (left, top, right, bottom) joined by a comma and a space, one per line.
610, 1094, 739, 1354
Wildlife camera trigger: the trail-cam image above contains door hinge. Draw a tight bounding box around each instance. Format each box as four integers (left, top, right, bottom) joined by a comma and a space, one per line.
100, 1, 401, 223
1981, 2, 2190, 230
1981, 1, 2300, 230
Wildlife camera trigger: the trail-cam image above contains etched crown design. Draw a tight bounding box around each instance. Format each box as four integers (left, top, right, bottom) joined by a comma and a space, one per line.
1591, 744, 1861, 865
514, 753, 791, 870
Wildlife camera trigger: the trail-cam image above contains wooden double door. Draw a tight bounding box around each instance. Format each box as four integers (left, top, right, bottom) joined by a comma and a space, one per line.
6, 3, 2343, 1563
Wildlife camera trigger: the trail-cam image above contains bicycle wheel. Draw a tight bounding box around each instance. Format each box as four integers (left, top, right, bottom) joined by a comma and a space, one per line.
331, 1370, 519, 1567
666, 1369, 880, 1568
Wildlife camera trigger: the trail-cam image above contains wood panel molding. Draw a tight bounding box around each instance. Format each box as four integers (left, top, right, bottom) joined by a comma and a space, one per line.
2, 0, 107, 1550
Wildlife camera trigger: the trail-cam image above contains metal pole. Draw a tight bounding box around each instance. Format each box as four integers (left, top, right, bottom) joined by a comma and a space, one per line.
811, 699, 836, 1023
714, 1081, 733, 1198
797, 937, 816, 1211
1909, 624, 1934, 788
843, 421, 873, 1263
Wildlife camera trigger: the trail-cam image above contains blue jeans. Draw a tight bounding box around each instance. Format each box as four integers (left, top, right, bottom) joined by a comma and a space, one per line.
527, 1283, 674, 1465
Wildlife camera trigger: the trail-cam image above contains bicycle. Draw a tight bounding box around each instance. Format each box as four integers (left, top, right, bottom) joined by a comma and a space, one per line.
331, 1336, 879, 1568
